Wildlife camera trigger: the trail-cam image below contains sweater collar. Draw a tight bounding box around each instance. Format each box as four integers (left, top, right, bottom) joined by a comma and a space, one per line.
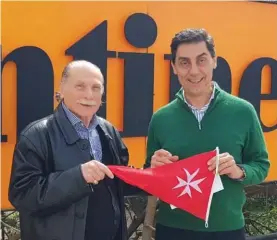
176, 81, 222, 103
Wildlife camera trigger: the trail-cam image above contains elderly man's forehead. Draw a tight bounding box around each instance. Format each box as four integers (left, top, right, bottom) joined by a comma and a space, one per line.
68, 64, 103, 80
69, 63, 100, 74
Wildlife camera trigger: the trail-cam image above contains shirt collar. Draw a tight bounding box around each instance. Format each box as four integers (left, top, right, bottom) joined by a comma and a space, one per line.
62, 101, 98, 129
183, 82, 215, 110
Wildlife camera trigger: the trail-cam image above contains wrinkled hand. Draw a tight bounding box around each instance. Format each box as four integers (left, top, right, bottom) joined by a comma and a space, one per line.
81, 160, 114, 184
150, 149, 179, 168
207, 152, 244, 179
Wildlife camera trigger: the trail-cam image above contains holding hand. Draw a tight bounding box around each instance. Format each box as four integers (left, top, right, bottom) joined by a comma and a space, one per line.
207, 152, 244, 179
151, 149, 179, 168
81, 160, 114, 185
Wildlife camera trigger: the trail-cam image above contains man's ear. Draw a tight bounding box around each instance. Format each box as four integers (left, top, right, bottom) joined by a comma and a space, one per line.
59, 80, 66, 98
54, 92, 62, 102
171, 61, 177, 75
213, 56, 217, 69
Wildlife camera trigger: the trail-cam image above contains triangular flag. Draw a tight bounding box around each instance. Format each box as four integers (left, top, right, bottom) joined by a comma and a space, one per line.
108, 148, 224, 227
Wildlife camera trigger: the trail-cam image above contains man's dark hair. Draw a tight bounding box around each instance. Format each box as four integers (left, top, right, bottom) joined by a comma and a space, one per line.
170, 28, 215, 63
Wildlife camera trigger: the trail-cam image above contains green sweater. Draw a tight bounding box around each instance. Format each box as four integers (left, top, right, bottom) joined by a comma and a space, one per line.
145, 86, 270, 232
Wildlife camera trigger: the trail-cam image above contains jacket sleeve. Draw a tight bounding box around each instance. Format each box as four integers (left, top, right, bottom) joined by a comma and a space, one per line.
8, 135, 92, 216
240, 104, 271, 185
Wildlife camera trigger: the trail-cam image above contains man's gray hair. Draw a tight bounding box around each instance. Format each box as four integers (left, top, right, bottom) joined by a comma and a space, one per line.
61, 60, 104, 84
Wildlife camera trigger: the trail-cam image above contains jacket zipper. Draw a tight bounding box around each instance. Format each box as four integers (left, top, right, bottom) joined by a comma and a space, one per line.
105, 134, 123, 239
198, 121, 202, 130
106, 135, 121, 165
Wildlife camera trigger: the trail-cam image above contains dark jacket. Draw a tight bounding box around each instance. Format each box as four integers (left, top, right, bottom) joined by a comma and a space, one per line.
8, 103, 138, 240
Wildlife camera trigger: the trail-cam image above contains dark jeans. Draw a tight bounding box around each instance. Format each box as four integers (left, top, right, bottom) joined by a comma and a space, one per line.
155, 224, 246, 240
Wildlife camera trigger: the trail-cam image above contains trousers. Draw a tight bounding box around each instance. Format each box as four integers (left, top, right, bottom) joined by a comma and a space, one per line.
155, 224, 246, 240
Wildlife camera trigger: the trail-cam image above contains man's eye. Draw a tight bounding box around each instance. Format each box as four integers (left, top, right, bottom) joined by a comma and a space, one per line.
76, 85, 85, 89
93, 86, 101, 91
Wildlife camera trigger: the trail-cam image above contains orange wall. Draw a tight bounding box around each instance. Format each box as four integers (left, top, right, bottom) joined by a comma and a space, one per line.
1, 1, 277, 210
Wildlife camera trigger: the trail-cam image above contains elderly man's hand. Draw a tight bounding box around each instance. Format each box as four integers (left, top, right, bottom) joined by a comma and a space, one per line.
81, 160, 114, 185
207, 152, 244, 179
150, 149, 179, 168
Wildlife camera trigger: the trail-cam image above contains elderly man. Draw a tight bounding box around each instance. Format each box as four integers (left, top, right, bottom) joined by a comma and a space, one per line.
144, 28, 270, 240
9, 60, 136, 240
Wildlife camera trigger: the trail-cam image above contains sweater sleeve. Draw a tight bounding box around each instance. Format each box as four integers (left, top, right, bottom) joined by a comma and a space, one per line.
143, 115, 161, 169
240, 104, 270, 185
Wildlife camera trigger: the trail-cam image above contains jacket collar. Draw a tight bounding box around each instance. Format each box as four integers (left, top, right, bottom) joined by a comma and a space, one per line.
54, 103, 111, 144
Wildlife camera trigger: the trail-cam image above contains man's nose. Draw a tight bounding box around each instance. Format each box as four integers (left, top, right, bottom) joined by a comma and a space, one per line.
84, 88, 94, 99
189, 62, 200, 75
